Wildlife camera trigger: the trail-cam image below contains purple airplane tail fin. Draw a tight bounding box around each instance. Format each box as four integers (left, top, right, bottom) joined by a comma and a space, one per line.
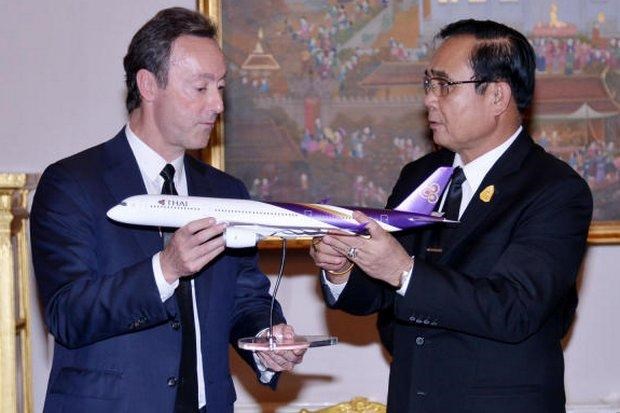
394, 166, 453, 214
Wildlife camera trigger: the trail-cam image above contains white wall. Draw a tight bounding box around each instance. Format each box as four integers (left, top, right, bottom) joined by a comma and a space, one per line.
565, 246, 620, 406
1, 1, 619, 412
0, 0, 195, 173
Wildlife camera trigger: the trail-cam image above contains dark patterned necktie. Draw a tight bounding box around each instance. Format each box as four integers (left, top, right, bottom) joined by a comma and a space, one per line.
442, 167, 466, 221
160, 164, 199, 412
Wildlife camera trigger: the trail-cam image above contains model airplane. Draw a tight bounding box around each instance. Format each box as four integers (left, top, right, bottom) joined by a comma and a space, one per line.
106, 166, 455, 248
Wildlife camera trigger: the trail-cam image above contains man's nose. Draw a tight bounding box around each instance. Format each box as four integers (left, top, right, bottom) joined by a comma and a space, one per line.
208, 89, 224, 114
423, 90, 437, 109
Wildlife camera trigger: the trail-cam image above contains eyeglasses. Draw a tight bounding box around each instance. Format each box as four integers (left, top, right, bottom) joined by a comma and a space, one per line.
423, 77, 487, 97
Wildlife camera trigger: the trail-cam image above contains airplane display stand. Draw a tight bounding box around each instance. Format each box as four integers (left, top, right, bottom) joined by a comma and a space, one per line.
237, 240, 338, 352
238, 335, 338, 351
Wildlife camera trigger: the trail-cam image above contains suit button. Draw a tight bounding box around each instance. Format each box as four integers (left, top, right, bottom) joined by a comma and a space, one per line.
167, 377, 178, 387
416, 390, 427, 397
415, 337, 425, 346
409, 316, 416, 322
170, 320, 181, 330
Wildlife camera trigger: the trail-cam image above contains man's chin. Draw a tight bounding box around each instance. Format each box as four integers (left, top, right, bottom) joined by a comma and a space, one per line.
430, 134, 455, 152
430, 132, 444, 146
184, 135, 211, 151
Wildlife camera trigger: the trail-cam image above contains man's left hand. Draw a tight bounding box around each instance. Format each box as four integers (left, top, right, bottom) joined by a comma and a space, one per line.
321, 211, 412, 287
255, 324, 306, 372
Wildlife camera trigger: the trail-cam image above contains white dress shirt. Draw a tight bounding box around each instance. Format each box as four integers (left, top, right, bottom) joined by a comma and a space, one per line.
324, 126, 523, 301
125, 124, 208, 408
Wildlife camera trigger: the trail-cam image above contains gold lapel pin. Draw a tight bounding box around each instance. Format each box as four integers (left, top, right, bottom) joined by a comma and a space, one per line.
479, 185, 495, 203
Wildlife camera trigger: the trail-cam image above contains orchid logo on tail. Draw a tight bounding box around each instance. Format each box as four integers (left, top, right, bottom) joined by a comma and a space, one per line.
422, 183, 441, 204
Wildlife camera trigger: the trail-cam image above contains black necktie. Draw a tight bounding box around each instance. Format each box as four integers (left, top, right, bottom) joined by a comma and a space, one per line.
442, 167, 466, 221
160, 163, 178, 197
160, 164, 199, 412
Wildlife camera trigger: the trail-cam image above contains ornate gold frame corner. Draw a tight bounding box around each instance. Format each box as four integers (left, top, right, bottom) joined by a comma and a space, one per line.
0, 173, 37, 413
300, 397, 387, 413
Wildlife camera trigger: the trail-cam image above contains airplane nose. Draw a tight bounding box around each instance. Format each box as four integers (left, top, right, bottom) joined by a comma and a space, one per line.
106, 204, 124, 222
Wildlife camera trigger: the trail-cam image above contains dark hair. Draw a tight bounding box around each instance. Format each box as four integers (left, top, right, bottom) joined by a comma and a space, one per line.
437, 19, 535, 113
123, 7, 218, 113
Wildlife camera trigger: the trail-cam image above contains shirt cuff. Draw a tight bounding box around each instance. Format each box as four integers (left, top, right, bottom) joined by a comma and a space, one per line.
396, 259, 414, 296
153, 252, 178, 302
253, 327, 276, 383
253, 352, 276, 383
321, 270, 347, 302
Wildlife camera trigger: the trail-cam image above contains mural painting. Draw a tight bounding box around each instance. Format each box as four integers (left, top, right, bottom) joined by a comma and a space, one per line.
218, 0, 620, 222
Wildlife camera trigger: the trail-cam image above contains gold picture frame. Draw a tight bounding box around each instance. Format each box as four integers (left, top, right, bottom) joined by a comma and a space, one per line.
196, 0, 620, 244
197, 0, 224, 171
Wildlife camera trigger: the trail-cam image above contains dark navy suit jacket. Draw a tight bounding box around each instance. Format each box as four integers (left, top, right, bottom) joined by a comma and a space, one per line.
324, 131, 592, 413
31, 130, 284, 412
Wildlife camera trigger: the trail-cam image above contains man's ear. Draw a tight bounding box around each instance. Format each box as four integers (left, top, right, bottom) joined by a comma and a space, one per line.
489, 81, 511, 115
136, 69, 159, 103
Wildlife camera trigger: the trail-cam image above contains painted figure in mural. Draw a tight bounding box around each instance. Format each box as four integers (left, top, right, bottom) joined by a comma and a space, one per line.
310, 19, 592, 412
30, 7, 304, 413
549, 3, 568, 29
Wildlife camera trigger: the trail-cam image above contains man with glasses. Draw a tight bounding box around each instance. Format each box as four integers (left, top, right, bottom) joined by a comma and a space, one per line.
310, 19, 592, 412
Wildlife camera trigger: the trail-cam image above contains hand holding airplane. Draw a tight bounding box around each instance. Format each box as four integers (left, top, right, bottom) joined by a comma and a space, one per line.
106, 167, 456, 248
159, 217, 227, 283
315, 210, 415, 287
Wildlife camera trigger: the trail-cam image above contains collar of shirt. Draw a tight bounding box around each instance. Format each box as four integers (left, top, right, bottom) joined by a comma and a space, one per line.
442, 125, 522, 218
125, 124, 187, 196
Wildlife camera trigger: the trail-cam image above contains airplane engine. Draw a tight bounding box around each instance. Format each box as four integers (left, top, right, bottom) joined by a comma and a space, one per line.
224, 227, 262, 248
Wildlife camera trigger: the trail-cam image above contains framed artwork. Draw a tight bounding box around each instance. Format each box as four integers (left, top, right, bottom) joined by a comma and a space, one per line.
198, 0, 620, 244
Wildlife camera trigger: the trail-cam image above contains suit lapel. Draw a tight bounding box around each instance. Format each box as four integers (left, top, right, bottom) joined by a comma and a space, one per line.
185, 156, 214, 198
439, 132, 534, 262
102, 130, 163, 257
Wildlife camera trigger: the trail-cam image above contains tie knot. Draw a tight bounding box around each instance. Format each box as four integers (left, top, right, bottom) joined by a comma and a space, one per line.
160, 164, 178, 196
450, 166, 466, 187
160, 164, 176, 183
442, 166, 466, 221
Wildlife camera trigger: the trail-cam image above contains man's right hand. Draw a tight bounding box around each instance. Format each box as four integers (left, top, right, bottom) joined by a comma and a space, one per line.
160, 218, 227, 283
309, 236, 353, 284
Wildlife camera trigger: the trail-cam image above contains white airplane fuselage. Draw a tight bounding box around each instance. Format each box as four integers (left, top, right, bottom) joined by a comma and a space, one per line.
106, 167, 456, 248
110, 195, 364, 231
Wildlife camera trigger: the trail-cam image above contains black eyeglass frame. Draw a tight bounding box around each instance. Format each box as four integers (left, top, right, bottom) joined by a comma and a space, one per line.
422, 77, 488, 97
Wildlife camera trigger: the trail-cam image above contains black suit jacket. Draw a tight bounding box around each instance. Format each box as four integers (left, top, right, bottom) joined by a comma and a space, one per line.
325, 131, 592, 413
31, 129, 285, 413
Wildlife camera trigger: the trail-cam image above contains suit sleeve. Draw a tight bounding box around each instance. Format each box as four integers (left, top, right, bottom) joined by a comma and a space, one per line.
31, 163, 174, 349
394, 174, 592, 343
